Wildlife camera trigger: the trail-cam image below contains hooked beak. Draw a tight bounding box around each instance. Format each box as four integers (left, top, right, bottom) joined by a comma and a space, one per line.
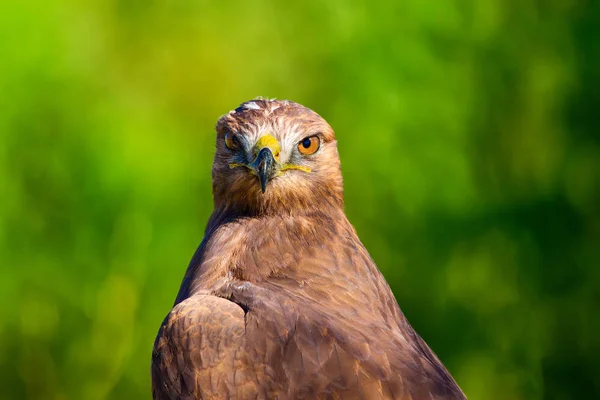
250, 147, 277, 193
249, 135, 280, 193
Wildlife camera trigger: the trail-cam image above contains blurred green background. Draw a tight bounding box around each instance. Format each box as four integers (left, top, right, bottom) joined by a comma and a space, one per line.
1, 0, 599, 399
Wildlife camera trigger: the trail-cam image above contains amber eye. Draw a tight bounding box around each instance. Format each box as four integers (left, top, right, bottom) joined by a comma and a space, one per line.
224, 132, 240, 150
297, 135, 320, 155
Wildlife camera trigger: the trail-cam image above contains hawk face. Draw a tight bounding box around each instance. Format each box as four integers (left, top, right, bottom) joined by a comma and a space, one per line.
212, 99, 344, 216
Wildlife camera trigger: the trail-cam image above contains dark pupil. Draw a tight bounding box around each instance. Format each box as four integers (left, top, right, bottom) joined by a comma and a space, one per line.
301, 138, 312, 148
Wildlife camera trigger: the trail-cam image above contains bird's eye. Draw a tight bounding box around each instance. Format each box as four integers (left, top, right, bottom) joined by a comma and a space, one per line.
298, 135, 320, 155
225, 132, 240, 150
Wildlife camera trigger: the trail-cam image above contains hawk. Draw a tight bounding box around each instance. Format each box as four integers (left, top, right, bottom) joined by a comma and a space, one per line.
151, 99, 467, 400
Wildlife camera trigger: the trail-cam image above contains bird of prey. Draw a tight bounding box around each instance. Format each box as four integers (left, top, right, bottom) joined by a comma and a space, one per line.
151, 99, 467, 400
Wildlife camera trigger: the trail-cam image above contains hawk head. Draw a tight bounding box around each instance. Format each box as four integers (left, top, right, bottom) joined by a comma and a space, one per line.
212, 99, 344, 216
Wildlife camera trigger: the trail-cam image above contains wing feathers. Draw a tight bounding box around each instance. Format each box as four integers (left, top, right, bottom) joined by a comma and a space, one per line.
152, 295, 250, 399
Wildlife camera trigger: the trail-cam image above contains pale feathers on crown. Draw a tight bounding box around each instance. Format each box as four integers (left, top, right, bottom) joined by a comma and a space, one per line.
235, 97, 290, 114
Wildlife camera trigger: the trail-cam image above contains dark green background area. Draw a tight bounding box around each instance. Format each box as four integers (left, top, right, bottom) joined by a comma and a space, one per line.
1, 1, 598, 399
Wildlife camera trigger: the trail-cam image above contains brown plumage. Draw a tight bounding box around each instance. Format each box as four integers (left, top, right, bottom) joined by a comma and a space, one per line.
151, 99, 467, 400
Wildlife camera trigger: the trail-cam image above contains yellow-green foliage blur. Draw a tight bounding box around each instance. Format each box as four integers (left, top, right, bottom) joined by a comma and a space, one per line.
1, 1, 598, 399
